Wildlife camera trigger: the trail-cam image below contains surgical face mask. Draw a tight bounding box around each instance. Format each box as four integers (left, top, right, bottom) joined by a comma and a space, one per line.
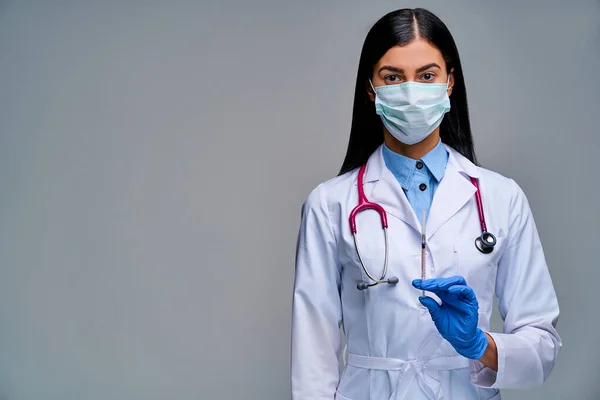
370, 77, 451, 145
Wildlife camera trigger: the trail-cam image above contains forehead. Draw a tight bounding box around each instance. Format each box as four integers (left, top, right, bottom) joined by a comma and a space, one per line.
375, 39, 445, 70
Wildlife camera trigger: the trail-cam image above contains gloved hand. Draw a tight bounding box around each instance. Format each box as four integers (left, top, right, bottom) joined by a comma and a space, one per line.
412, 276, 488, 360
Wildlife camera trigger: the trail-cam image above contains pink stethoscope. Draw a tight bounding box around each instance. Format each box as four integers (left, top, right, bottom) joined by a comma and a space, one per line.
349, 163, 496, 290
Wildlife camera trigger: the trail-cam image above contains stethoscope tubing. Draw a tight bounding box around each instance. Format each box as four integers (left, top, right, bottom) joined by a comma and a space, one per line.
350, 163, 496, 290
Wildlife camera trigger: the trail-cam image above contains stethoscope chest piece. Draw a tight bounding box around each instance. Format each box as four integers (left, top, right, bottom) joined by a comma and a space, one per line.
475, 231, 496, 254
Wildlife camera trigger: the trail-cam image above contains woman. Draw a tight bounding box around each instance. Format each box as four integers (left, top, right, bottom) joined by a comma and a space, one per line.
291, 8, 561, 400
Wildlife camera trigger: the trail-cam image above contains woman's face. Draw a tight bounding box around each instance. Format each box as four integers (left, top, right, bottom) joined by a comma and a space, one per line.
368, 38, 454, 100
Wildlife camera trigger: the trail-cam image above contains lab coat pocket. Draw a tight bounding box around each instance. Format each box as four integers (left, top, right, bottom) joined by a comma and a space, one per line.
453, 236, 505, 313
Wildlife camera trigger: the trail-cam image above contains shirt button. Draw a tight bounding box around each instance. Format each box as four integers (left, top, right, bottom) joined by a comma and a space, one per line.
419, 183, 427, 191
416, 161, 424, 170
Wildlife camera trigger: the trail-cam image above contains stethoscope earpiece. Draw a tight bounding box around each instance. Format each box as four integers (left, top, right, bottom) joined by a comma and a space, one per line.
356, 276, 398, 291
387, 276, 399, 285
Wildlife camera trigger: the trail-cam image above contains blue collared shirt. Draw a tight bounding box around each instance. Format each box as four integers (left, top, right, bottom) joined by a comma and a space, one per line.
382, 140, 449, 221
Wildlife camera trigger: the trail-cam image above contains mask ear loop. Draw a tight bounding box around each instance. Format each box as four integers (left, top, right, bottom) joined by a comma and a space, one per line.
368, 79, 376, 93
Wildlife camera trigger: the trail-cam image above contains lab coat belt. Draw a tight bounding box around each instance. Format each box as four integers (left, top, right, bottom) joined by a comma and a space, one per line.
347, 353, 469, 400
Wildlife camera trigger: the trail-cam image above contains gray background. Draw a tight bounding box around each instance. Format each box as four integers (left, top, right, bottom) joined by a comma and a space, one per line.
0, 0, 598, 399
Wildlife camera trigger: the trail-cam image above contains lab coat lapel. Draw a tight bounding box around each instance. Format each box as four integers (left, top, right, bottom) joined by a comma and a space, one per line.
363, 146, 421, 233
426, 146, 479, 240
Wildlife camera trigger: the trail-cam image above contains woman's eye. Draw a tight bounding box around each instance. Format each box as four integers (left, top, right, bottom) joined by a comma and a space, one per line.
385, 74, 402, 83
421, 73, 435, 81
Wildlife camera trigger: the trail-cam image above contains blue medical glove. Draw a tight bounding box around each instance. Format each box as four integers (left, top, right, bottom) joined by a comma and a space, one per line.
412, 276, 488, 360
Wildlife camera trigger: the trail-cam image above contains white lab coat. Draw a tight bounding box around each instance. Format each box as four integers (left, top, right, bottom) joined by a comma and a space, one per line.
291, 144, 561, 400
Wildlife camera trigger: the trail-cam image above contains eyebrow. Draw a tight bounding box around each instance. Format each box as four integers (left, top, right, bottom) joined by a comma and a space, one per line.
378, 63, 442, 74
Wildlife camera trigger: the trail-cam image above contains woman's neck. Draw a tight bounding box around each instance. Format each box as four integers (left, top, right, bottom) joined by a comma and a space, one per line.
383, 128, 441, 160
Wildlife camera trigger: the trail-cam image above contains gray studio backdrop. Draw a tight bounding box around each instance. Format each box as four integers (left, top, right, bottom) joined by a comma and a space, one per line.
0, 1, 598, 399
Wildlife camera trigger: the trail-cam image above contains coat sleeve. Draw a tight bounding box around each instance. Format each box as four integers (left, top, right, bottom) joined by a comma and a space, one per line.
470, 179, 562, 389
291, 183, 343, 400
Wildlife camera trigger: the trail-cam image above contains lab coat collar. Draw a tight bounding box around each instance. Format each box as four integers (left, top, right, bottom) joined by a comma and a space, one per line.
360, 143, 481, 238
363, 145, 421, 232
361, 143, 480, 183
426, 149, 477, 239
442, 143, 481, 179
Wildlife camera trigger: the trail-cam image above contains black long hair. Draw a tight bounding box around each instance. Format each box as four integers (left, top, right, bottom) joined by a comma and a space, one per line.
338, 8, 477, 175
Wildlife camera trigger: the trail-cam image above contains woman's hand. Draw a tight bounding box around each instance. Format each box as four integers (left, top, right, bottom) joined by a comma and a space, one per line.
412, 276, 488, 360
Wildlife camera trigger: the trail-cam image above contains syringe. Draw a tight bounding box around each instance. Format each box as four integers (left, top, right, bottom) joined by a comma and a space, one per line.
420, 210, 427, 298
